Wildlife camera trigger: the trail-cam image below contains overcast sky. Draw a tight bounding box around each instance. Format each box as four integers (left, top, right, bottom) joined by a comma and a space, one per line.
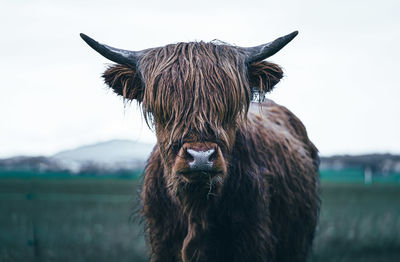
0, 0, 399, 157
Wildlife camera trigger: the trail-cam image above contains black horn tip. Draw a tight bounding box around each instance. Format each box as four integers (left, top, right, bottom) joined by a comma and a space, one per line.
80, 33, 99, 49
79, 33, 140, 67
79, 33, 87, 39
245, 30, 299, 63
286, 30, 299, 41
80, 33, 89, 41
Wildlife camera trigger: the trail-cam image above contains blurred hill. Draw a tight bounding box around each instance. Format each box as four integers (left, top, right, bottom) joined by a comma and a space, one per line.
52, 140, 154, 173
0, 140, 154, 175
0, 140, 399, 176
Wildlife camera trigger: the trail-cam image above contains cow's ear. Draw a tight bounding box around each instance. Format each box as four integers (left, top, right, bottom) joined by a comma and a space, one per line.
102, 64, 144, 102
248, 61, 283, 93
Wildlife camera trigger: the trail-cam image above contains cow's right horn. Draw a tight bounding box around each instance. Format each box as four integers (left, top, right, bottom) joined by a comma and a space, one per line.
80, 33, 144, 67
243, 31, 298, 64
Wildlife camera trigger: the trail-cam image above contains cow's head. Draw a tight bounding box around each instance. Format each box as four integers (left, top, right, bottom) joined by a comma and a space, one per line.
81, 32, 297, 204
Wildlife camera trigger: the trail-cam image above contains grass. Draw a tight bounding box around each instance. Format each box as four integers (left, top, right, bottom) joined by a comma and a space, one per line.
310, 183, 400, 262
0, 178, 145, 262
0, 178, 399, 262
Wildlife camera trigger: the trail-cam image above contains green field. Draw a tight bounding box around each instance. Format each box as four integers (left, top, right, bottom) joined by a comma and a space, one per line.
0, 178, 399, 262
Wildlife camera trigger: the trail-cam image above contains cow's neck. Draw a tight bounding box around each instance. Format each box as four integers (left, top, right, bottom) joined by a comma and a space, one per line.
181, 206, 213, 262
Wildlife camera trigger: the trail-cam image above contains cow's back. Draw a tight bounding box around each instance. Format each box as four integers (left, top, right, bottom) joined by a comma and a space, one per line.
248, 99, 320, 262
249, 99, 319, 170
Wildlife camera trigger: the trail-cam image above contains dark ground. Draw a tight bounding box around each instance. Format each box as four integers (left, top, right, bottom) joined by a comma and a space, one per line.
0, 178, 399, 262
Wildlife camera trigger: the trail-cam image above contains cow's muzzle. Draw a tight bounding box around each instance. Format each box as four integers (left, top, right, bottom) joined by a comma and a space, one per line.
173, 142, 227, 182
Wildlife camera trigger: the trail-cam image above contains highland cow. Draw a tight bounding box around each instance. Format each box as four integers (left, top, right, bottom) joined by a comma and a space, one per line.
81, 31, 320, 262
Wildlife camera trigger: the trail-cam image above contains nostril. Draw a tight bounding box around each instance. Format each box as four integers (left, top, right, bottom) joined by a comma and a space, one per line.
208, 148, 217, 162
184, 148, 194, 161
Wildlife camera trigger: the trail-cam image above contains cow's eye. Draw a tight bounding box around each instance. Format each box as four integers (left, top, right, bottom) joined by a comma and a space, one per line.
171, 143, 181, 154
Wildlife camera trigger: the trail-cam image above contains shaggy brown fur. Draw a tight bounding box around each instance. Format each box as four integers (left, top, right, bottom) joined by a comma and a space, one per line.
102, 40, 319, 262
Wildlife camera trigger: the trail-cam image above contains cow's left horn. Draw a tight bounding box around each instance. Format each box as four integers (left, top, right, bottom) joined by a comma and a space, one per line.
244, 31, 298, 64
80, 33, 143, 67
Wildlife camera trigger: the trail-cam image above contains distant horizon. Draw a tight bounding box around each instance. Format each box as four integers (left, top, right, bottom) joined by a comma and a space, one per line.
1, 138, 399, 159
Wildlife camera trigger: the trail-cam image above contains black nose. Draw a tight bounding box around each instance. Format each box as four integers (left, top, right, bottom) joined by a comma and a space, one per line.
186, 148, 216, 171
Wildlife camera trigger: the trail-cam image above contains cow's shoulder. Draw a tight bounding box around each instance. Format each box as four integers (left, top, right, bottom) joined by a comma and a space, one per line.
248, 99, 319, 170
249, 99, 307, 141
